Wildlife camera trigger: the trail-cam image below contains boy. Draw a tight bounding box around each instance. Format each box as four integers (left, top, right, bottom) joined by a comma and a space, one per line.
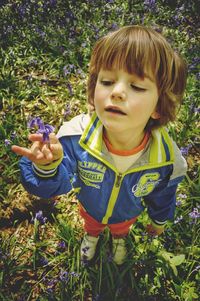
12, 25, 187, 265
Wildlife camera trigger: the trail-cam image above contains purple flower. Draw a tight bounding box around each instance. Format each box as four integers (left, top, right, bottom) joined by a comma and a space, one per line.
189, 208, 200, 219
70, 271, 79, 277
35, 210, 47, 224
58, 241, 66, 249
4, 139, 11, 146
180, 144, 192, 156
38, 124, 55, 142
10, 131, 16, 139
176, 200, 182, 206
27, 117, 54, 142
35, 28, 45, 38
64, 104, 71, 118
176, 193, 187, 206
27, 117, 43, 129
49, 0, 57, 6
39, 256, 49, 266
59, 270, 69, 282
66, 82, 73, 96
174, 215, 183, 224
63, 66, 69, 77
144, 0, 156, 9
178, 193, 187, 200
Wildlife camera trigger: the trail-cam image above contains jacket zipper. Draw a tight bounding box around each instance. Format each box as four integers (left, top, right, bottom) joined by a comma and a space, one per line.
102, 172, 123, 224
116, 173, 123, 187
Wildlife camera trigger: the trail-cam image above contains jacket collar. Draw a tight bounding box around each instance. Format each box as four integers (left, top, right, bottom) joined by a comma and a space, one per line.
79, 113, 174, 165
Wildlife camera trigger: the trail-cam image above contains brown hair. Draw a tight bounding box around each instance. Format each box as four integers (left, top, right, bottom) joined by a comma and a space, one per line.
87, 25, 187, 127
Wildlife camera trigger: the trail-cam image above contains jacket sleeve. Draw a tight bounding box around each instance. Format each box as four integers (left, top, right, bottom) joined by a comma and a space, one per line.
19, 136, 77, 199
144, 139, 187, 226
144, 183, 178, 226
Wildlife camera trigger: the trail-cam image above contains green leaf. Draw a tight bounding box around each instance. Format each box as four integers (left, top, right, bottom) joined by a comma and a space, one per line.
169, 262, 178, 276
170, 254, 185, 266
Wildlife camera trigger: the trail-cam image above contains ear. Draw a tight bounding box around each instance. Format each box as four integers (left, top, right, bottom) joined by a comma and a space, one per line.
151, 111, 160, 120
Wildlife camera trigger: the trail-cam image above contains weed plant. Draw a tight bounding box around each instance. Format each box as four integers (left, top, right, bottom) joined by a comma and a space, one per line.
0, 0, 199, 300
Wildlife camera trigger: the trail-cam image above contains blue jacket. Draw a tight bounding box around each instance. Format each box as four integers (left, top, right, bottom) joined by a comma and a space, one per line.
20, 113, 187, 226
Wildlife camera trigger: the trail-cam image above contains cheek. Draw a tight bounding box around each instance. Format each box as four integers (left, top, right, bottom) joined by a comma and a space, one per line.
129, 96, 157, 116
94, 87, 106, 106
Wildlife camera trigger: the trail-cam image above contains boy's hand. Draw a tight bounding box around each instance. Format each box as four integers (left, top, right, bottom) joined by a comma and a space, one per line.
11, 133, 63, 166
146, 224, 165, 236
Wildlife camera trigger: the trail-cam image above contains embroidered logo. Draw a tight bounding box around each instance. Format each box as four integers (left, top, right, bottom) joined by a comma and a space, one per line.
132, 172, 161, 197
78, 161, 106, 189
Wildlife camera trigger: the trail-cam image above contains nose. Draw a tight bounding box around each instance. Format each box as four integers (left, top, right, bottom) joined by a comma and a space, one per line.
111, 83, 126, 101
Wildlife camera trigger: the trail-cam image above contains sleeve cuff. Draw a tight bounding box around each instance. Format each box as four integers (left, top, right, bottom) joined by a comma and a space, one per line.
151, 220, 167, 229
32, 156, 63, 178
34, 155, 63, 170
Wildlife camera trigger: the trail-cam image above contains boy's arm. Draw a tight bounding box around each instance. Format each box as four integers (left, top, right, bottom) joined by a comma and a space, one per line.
12, 133, 75, 199
144, 184, 178, 236
19, 155, 73, 199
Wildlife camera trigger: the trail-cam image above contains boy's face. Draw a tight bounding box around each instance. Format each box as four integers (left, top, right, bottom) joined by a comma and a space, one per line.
94, 68, 159, 138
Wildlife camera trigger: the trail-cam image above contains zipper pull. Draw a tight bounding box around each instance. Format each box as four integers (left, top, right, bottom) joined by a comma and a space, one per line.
116, 173, 122, 187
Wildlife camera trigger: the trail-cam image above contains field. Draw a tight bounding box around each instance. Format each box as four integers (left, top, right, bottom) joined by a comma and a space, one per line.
0, 1, 199, 300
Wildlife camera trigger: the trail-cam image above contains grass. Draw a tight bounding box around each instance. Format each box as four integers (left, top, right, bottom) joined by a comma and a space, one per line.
0, 0, 199, 300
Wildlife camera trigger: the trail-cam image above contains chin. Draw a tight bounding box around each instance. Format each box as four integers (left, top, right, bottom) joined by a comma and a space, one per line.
104, 123, 122, 133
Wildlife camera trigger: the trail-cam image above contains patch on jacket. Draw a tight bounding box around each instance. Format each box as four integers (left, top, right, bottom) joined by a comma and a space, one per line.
132, 172, 161, 197
78, 161, 106, 189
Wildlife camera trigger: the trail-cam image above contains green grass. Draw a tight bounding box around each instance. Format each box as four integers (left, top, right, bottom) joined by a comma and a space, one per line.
0, 0, 199, 300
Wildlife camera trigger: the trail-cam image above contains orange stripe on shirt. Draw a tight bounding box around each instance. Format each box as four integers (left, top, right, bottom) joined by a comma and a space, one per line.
103, 131, 150, 156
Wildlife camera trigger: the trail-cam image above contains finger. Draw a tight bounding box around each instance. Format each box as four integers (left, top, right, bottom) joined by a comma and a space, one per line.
41, 144, 53, 160
28, 133, 44, 142
48, 133, 59, 144
50, 143, 61, 153
30, 141, 45, 160
11, 145, 36, 160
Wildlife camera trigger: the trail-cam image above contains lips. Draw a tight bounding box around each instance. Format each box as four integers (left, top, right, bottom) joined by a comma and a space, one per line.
105, 106, 126, 115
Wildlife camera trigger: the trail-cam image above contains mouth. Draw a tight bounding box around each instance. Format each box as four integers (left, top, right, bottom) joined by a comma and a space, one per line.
105, 106, 126, 115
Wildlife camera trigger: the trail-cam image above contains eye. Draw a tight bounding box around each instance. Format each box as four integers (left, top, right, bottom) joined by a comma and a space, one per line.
130, 84, 146, 92
100, 80, 114, 86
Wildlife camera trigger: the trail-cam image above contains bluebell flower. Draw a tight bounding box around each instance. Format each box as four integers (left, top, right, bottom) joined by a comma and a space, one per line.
178, 193, 187, 200
176, 200, 182, 206
63, 65, 70, 77
49, 0, 57, 6
28, 116, 43, 129
70, 271, 79, 277
194, 265, 200, 272
39, 256, 49, 266
64, 104, 71, 118
58, 241, 66, 249
189, 208, 200, 219
59, 270, 69, 282
174, 215, 183, 224
10, 131, 16, 139
27, 116, 54, 142
144, 0, 156, 10
66, 82, 73, 96
4, 139, 11, 146
180, 144, 192, 156
35, 210, 47, 224
37, 124, 55, 142
35, 28, 46, 38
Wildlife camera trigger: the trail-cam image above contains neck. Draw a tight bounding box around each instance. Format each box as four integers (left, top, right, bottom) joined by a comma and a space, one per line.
104, 128, 145, 151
